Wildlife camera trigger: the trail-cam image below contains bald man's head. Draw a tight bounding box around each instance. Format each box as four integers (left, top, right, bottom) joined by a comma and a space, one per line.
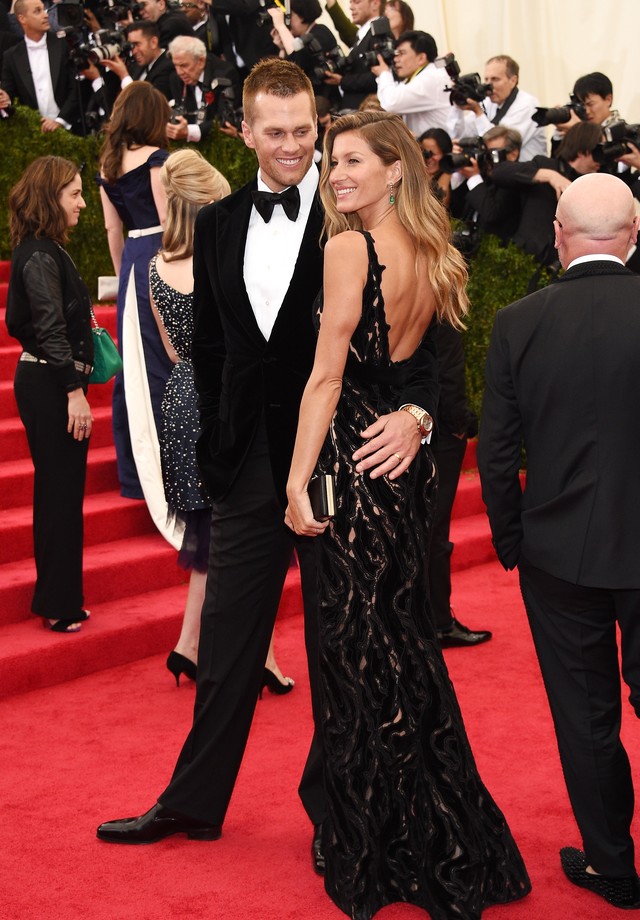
554, 174, 638, 267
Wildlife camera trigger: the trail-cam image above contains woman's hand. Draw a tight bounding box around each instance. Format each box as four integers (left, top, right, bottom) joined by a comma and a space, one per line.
67, 388, 94, 441
284, 489, 330, 537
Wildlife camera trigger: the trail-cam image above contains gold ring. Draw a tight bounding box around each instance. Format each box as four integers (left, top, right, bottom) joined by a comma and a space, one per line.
393, 453, 403, 462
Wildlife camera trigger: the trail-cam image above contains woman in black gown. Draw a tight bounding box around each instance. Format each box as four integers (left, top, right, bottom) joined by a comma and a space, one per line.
285, 111, 530, 920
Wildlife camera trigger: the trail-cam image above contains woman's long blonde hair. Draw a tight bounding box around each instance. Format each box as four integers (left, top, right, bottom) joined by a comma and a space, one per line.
160, 150, 231, 261
319, 110, 469, 328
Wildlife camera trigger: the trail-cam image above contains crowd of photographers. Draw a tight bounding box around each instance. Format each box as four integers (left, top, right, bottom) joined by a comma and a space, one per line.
1, 0, 639, 270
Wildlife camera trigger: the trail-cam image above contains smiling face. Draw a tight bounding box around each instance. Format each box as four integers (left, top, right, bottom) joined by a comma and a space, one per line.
242, 91, 317, 192
329, 130, 401, 222
59, 174, 85, 229
127, 29, 160, 67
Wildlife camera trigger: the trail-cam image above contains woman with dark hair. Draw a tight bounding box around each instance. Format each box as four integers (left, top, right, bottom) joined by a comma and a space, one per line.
286, 111, 530, 919
6, 156, 93, 633
385, 0, 414, 38
268, 0, 340, 98
419, 126, 453, 208
98, 81, 174, 527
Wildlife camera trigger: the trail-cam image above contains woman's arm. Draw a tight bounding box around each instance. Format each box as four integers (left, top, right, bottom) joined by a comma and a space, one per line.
99, 186, 124, 276
285, 231, 368, 534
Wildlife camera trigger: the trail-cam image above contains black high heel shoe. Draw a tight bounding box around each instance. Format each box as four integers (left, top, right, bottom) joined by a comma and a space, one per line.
166, 651, 197, 687
259, 667, 294, 699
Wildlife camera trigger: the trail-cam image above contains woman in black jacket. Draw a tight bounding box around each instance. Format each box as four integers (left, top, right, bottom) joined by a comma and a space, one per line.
6, 156, 94, 633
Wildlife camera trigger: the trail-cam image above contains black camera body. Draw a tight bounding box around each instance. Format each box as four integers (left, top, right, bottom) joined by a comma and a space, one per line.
435, 53, 492, 108
300, 33, 348, 80
596, 119, 640, 164
439, 136, 482, 174
532, 94, 587, 127
358, 18, 395, 69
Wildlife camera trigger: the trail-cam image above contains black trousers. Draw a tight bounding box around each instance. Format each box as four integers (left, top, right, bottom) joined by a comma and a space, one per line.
428, 432, 467, 632
159, 420, 324, 827
14, 361, 89, 617
519, 557, 640, 876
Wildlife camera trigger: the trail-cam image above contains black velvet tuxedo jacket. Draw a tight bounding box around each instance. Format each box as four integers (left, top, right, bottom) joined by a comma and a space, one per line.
130, 51, 175, 99
1, 33, 78, 126
478, 260, 640, 589
191, 179, 438, 510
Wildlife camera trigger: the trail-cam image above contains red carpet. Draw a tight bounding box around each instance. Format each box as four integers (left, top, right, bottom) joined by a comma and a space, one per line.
2, 257, 639, 918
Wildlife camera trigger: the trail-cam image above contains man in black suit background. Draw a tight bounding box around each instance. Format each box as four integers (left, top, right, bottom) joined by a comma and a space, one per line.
137, 0, 193, 47
1, 0, 78, 131
322, 0, 386, 110
99, 21, 176, 100
97, 59, 435, 867
478, 173, 640, 910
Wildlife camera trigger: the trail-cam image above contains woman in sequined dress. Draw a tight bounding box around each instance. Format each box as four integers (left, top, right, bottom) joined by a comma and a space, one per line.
151, 150, 295, 691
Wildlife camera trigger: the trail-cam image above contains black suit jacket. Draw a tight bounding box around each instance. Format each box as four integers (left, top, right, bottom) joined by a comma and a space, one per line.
478, 261, 640, 588
169, 54, 240, 139
130, 50, 175, 99
339, 18, 386, 110
211, 0, 277, 72
191, 179, 439, 508
1, 33, 78, 126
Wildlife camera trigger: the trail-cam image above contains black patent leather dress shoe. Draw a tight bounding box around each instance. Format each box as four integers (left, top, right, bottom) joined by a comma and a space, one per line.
560, 847, 640, 909
312, 824, 325, 875
96, 803, 221, 845
437, 616, 492, 648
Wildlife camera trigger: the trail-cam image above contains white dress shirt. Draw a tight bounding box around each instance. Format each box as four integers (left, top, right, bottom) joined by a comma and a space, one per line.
448, 87, 547, 161
244, 165, 319, 341
25, 35, 59, 120
376, 62, 451, 137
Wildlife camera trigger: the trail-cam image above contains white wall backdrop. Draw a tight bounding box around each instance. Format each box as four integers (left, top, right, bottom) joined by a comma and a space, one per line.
407, 1, 638, 122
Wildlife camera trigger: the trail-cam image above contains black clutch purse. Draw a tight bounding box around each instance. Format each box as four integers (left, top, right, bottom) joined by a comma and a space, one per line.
308, 474, 336, 521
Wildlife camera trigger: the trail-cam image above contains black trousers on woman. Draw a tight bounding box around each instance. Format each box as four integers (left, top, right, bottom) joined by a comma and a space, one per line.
14, 362, 89, 618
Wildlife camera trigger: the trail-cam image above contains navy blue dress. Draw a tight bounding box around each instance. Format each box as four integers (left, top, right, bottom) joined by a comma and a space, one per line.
97, 149, 173, 499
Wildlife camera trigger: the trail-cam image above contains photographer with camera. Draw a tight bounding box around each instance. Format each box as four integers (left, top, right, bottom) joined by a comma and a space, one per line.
451, 125, 523, 245
372, 30, 449, 138
98, 20, 175, 98
322, 0, 388, 110
448, 54, 546, 162
1, 0, 79, 131
166, 33, 240, 141
267, 0, 339, 99
138, 0, 192, 47
490, 121, 602, 265
553, 72, 618, 138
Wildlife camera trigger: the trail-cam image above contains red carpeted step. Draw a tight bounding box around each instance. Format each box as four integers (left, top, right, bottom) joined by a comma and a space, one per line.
0, 491, 156, 566
0, 445, 120, 509
451, 469, 486, 519
450, 512, 496, 572
0, 566, 303, 699
0, 404, 113, 462
0, 261, 9, 283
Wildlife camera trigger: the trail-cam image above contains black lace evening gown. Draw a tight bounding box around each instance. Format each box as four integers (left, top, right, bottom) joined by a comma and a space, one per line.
315, 232, 531, 920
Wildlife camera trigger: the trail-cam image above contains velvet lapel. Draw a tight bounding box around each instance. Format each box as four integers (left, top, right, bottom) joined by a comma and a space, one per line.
215, 179, 268, 347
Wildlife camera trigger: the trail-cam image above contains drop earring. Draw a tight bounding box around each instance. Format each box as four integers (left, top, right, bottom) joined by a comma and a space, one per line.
388, 182, 395, 205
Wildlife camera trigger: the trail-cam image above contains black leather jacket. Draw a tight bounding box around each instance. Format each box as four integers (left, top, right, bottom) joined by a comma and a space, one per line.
6, 236, 94, 392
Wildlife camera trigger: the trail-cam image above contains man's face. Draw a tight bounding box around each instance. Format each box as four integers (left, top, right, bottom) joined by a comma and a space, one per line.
18, 0, 50, 38
138, 0, 164, 23
485, 136, 519, 162
171, 51, 205, 85
349, 0, 379, 27
393, 42, 425, 80
242, 91, 317, 192
127, 30, 160, 66
484, 60, 518, 106
179, 0, 205, 26
581, 92, 613, 124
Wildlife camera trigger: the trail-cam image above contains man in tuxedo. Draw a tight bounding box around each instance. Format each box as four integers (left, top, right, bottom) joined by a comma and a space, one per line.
323, 0, 387, 110
97, 58, 436, 869
99, 21, 175, 100
478, 173, 640, 910
1, 0, 78, 131
165, 33, 239, 141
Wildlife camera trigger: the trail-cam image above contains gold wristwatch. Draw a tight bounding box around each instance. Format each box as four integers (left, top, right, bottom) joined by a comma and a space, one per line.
400, 404, 434, 438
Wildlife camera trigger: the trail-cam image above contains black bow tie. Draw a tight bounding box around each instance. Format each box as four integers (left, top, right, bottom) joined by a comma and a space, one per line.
251, 185, 301, 223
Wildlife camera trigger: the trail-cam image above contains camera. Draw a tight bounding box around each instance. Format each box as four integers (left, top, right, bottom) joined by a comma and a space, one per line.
595, 119, 640, 164
358, 18, 396, 69
452, 218, 481, 260
531, 94, 587, 127
435, 53, 492, 108
217, 78, 244, 132
439, 136, 483, 173
300, 33, 348, 80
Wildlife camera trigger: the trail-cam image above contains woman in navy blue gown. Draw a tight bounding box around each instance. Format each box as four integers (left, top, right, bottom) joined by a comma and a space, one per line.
98, 82, 174, 513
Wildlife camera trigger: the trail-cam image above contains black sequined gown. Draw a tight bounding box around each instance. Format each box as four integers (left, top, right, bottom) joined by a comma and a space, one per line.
150, 255, 210, 571
316, 232, 531, 920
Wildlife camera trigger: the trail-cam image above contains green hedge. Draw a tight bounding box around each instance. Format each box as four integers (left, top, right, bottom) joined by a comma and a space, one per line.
1, 106, 551, 414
